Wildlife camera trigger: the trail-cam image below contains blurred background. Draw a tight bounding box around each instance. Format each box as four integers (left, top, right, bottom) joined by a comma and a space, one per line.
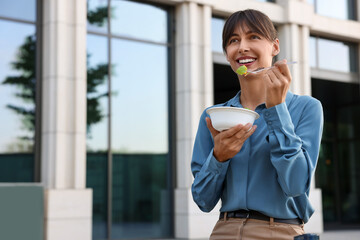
0, 0, 359, 239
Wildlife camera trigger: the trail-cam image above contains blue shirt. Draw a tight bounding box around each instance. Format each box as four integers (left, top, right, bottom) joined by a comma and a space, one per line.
191, 91, 323, 223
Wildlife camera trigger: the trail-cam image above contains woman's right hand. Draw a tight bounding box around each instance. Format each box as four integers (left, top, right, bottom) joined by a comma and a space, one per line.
206, 117, 257, 162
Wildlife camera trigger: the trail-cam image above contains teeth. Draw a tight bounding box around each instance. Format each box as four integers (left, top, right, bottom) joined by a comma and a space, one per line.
238, 59, 255, 64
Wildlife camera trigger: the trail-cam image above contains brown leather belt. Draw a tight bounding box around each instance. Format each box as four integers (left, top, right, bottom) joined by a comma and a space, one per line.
219, 210, 303, 225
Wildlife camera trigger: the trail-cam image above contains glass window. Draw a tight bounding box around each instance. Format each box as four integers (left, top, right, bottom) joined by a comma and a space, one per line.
111, 0, 168, 43
338, 140, 360, 223
211, 17, 225, 53
86, 0, 173, 239
110, 39, 169, 239
87, 0, 108, 33
309, 36, 317, 68
310, 36, 358, 73
313, 78, 360, 227
0, 1, 38, 183
0, 0, 36, 22
86, 34, 109, 239
308, 0, 356, 20
315, 141, 337, 222
86, 35, 109, 153
111, 40, 168, 154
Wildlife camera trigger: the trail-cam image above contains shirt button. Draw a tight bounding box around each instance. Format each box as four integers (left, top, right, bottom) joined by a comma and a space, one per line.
268, 121, 272, 125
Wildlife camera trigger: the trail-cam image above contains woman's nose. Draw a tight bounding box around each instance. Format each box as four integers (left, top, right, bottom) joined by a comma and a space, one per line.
238, 40, 249, 53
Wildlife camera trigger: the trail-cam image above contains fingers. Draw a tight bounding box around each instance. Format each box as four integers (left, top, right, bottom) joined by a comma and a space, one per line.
237, 124, 257, 143
206, 117, 219, 137
274, 59, 291, 80
211, 121, 257, 162
266, 67, 287, 86
233, 123, 256, 140
265, 59, 292, 88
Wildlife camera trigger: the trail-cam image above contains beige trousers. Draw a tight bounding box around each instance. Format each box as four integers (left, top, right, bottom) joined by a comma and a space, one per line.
210, 216, 305, 240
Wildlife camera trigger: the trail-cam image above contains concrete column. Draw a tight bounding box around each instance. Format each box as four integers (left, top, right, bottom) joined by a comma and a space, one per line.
278, 23, 312, 96
277, 23, 301, 94
175, 1, 219, 239
41, 0, 92, 239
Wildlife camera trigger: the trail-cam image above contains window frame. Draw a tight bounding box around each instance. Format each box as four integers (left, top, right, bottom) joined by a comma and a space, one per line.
310, 35, 359, 84
86, 0, 175, 238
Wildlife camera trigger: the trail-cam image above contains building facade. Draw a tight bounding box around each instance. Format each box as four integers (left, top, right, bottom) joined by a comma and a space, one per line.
0, 0, 359, 239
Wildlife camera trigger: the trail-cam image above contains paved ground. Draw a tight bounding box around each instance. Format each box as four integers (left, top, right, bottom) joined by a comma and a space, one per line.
320, 230, 360, 240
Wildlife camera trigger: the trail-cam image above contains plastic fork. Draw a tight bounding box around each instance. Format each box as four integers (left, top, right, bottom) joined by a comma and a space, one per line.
247, 61, 298, 74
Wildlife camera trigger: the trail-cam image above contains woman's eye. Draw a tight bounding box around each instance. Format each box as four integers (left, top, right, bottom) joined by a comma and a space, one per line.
251, 35, 261, 39
229, 39, 239, 44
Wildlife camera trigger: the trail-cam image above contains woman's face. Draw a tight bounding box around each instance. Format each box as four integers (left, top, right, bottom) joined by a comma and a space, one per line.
225, 24, 279, 75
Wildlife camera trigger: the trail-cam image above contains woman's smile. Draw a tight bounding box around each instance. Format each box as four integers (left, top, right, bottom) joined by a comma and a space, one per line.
237, 56, 257, 68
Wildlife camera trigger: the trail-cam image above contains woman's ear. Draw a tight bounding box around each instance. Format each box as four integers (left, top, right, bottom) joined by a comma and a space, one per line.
272, 39, 280, 56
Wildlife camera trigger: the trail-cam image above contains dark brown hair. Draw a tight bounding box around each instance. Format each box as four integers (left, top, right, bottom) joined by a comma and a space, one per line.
222, 9, 278, 53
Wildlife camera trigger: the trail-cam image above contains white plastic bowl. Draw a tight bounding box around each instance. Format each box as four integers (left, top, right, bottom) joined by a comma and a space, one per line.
206, 107, 260, 131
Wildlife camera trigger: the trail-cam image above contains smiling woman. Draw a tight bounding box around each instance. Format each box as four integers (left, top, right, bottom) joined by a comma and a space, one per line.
191, 9, 324, 240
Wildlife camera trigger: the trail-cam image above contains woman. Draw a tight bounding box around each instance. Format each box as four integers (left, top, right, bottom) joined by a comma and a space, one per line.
191, 9, 323, 240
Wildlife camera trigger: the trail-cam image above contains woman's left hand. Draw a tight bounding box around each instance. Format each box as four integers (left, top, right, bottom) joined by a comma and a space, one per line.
264, 59, 292, 108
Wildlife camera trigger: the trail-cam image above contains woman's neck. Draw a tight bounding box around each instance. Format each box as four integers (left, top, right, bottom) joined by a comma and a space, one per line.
239, 76, 266, 111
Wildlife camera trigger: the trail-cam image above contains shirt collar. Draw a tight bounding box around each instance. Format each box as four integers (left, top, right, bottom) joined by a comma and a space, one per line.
227, 90, 294, 108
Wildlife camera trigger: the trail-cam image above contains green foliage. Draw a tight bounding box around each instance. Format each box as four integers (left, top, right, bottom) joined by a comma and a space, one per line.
86, 57, 109, 137
2, 34, 109, 142
87, 6, 108, 26
2, 35, 36, 136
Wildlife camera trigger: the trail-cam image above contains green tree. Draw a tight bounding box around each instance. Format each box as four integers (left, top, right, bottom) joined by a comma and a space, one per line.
86, 2, 110, 138
87, 6, 108, 26
2, 38, 109, 143
2, 3, 111, 146
86, 58, 108, 137
2, 35, 36, 145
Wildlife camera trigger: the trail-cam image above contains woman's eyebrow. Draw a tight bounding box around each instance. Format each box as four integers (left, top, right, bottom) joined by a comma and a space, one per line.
245, 30, 257, 35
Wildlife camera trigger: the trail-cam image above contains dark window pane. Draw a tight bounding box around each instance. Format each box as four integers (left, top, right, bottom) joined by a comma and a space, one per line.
338, 141, 360, 223
86, 153, 108, 238
111, 0, 168, 43
87, 0, 108, 33
112, 154, 170, 238
313, 78, 360, 228
322, 109, 335, 140
0, 0, 36, 22
337, 105, 360, 140
0, 20, 36, 182
315, 142, 337, 222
